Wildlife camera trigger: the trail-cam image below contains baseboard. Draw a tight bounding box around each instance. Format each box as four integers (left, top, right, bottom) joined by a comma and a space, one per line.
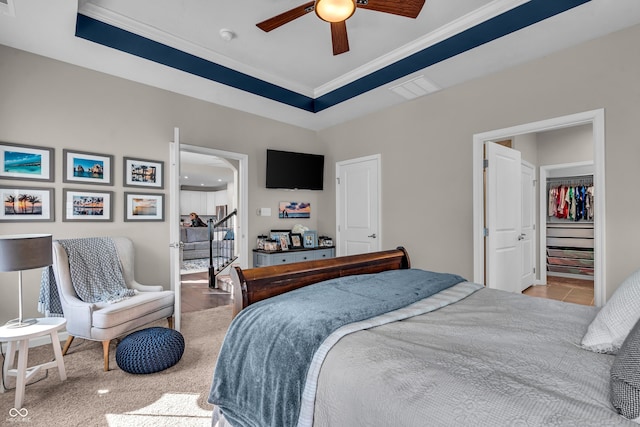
548, 272, 594, 281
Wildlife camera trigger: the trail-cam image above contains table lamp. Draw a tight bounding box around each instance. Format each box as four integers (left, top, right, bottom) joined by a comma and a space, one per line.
0, 234, 52, 328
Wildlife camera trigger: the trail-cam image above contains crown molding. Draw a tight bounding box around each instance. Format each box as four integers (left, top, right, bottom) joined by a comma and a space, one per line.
314, 0, 530, 96
78, 2, 315, 97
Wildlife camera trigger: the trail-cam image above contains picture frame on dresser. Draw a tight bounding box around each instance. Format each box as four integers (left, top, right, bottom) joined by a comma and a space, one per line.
0, 185, 54, 222
123, 157, 164, 189
270, 230, 291, 247
62, 188, 113, 222
278, 235, 289, 251
0, 142, 54, 182
303, 230, 317, 248
290, 233, 303, 249
63, 149, 113, 186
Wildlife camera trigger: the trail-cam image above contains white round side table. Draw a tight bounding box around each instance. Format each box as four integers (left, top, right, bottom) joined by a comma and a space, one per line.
0, 317, 67, 410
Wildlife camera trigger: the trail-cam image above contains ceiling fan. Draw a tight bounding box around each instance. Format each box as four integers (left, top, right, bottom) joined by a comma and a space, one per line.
257, 0, 426, 56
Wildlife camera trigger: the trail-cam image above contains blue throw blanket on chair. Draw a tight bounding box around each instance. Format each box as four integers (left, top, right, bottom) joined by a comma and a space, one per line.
208, 268, 466, 427
38, 237, 135, 317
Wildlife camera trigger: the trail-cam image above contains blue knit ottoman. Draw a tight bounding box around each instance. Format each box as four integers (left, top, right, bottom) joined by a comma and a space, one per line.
116, 327, 185, 374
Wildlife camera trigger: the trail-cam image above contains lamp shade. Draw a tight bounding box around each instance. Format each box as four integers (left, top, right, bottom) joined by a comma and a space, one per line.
0, 234, 53, 272
315, 0, 356, 23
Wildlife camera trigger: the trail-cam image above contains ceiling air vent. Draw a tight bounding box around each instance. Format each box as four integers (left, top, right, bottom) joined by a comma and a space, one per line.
389, 76, 440, 100
0, 0, 15, 17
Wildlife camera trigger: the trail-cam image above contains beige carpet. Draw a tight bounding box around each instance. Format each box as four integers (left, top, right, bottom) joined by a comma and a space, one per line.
0, 305, 232, 426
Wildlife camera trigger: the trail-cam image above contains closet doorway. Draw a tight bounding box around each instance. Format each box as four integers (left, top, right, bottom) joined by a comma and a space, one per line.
472, 109, 606, 306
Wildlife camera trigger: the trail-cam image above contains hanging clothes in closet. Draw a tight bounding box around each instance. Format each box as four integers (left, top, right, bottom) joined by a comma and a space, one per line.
548, 181, 594, 221
546, 175, 594, 278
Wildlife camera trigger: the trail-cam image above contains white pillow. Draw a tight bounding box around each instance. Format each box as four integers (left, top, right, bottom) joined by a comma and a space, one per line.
582, 268, 640, 354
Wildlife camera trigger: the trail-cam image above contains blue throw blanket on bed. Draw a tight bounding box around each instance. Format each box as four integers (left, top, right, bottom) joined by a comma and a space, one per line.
208, 268, 465, 427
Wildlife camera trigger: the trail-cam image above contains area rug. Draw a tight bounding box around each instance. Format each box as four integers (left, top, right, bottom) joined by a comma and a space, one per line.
181, 257, 225, 274
0, 305, 232, 426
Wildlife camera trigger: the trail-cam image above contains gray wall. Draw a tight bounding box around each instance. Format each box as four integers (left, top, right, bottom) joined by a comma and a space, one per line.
537, 124, 593, 166
1, 23, 639, 322
0, 45, 320, 323
317, 23, 640, 300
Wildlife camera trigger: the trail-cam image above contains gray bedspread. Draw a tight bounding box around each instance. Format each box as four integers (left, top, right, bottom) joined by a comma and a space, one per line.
209, 269, 465, 427
313, 287, 633, 426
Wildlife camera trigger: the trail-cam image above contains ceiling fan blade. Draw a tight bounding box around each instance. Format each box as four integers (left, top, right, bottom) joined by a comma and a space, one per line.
331, 21, 350, 56
257, 1, 316, 32
356, 0, 425, 19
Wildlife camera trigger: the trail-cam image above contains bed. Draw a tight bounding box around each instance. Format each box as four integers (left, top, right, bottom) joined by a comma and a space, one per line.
208, 248, 640, 426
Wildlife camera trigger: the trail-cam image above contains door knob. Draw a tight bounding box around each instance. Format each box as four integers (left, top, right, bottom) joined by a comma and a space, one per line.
368, 233, 377, 238
517, 234, 526, 241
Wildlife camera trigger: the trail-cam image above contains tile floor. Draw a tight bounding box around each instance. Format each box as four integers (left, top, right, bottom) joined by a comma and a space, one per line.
522, 275, 594, 306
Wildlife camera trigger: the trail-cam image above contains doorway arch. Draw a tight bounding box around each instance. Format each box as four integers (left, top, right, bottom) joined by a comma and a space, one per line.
472, 109, 606, 306
178, 143, 249, 269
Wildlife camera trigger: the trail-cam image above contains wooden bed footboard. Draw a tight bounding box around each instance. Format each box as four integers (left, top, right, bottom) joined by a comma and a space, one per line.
230, 247, 411, 317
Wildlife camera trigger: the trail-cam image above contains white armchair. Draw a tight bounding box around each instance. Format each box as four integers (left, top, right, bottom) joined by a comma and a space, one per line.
51, 237, 175, 371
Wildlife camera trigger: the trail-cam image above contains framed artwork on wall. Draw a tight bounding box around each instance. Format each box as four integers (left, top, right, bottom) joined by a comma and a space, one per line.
0, 142, 54, 182
63, 188, 113, 222
279, 201, 311, 219
0, 186, 54, 222
124, 192, 164, 222
63, 149, 113, 186
123, 157, 164, 189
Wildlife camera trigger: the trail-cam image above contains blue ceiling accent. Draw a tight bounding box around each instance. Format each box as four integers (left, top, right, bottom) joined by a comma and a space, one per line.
75, 0, 590, 114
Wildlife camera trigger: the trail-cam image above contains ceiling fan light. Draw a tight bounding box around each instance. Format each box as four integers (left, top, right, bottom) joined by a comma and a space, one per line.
315, 0, 356, 23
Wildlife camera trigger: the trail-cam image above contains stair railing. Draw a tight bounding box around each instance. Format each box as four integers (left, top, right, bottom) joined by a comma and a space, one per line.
207, 209, 238, 288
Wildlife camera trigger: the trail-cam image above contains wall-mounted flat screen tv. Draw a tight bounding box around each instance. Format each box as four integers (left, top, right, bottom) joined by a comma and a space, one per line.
266, 149, 324, 190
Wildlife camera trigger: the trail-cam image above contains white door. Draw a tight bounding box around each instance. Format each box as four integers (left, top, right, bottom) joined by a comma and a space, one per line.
485, 142, 522, 293
169, 128, 182, 331
520, 160, 536, 291
336, 155, 381, 256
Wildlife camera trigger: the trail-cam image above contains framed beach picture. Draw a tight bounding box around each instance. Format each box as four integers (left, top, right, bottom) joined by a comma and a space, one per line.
63, 189, 113, 222
123, 157, 164, 189
124, 192, 164, 222
63, 149, 113, 186
0, 186, 54, 222
278, 201, 311, 219
0, 142, 54, 182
